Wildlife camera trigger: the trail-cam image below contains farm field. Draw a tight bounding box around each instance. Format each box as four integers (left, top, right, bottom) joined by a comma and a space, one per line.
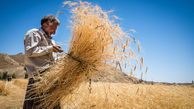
0, 79, 193, 109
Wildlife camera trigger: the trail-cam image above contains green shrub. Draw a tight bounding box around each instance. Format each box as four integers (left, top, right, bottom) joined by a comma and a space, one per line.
12, 73, 16, 78
2, 72, 8, 80
24, 73, 28, 79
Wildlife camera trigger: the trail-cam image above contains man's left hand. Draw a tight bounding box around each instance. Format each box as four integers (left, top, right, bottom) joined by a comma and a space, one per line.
53, 45, 63, 53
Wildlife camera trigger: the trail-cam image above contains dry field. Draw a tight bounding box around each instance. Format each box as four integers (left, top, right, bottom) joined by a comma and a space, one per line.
0, 79, 193, 109
0, 79, 27, 108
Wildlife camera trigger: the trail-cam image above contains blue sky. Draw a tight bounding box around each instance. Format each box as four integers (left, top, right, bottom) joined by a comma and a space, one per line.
0, 0, 193, 83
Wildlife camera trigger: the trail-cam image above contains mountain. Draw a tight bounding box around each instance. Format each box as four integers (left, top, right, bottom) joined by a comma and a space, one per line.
92, 67, 138, 83
9, 53, 25, 66
0, 53, 20, 68
0, 53, 138, 83
0, 53, 25, 78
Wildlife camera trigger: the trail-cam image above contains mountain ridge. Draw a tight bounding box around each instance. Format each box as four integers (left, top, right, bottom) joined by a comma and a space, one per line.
0, 53, 135, 83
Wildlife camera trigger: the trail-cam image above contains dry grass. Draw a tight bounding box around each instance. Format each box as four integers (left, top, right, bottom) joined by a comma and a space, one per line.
0, 79, 194, 109
0, 81, 9, 96
0, 79, 28, 109
61, 82, 194, 109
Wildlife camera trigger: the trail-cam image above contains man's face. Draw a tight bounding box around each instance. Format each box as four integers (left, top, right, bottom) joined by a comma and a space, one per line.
43, 21, 58, 36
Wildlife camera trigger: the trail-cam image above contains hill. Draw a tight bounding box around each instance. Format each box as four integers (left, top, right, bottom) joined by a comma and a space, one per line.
0, 53, 138, 83
0, 53, 20, 68
0, 53, 193, 85
9, 53, 25, 66
0, 53, 25, 78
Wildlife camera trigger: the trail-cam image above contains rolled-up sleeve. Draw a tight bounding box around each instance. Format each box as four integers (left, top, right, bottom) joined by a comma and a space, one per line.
24, 31, 53, 57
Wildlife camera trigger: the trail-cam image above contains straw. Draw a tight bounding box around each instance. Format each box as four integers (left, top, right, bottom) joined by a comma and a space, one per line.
28, 1, 145, 108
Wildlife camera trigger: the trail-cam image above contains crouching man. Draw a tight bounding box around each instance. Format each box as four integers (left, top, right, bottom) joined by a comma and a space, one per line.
23, 15, 63, 109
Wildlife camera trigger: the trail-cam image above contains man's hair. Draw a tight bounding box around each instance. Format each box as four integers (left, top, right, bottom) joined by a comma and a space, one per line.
41, 14, 60, 26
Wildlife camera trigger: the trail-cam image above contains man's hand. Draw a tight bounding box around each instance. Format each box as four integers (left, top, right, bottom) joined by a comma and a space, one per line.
53, 45, 63, 53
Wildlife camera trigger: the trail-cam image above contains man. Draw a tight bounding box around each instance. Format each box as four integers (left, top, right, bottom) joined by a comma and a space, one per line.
23, 15, 63, 109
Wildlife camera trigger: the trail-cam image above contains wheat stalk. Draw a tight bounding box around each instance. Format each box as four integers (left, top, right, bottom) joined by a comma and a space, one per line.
28, 1, 144, 108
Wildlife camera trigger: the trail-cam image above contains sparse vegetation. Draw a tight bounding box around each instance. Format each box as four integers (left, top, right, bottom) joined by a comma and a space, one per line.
0, 72, 16, 81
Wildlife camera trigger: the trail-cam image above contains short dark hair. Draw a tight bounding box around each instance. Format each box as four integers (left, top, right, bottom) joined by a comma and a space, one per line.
41, 14, 60, 26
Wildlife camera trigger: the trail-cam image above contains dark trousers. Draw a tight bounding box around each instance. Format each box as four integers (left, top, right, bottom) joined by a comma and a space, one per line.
23, 76, 60, 109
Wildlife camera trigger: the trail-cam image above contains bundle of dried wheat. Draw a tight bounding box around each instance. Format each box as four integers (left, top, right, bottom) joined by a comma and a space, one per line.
29, 1, 145, 108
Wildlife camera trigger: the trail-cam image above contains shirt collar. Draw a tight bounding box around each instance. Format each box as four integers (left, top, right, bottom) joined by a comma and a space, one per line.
39, 28, 52, 39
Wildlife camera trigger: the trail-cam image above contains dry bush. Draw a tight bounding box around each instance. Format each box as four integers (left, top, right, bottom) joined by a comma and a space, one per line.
0, 81, 9, 96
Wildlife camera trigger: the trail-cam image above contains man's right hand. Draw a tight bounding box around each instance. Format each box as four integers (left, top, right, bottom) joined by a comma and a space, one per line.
53, 45, 63, 53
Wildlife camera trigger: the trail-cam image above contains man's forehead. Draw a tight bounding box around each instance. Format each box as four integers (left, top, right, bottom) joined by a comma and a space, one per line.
48, 21, 59, 26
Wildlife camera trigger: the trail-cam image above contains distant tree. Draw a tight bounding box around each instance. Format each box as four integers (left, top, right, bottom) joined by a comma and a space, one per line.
24, 73, 28, 79
12, 73, 16, 79
2, 72, 8, 80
